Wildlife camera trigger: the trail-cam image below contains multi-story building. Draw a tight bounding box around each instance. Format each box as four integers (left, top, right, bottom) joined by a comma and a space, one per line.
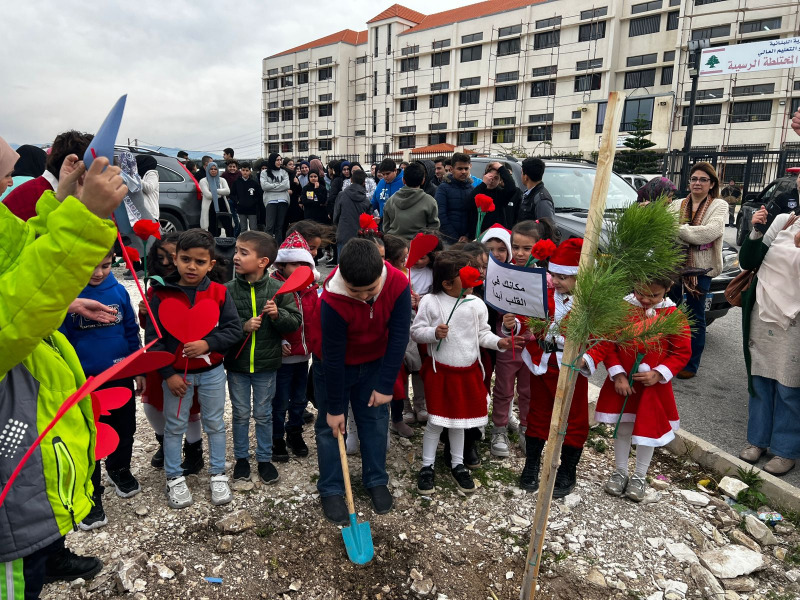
261, 0, 800, 161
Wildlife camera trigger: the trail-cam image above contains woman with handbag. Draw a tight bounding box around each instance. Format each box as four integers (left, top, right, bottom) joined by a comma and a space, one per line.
737, 205, 800, 475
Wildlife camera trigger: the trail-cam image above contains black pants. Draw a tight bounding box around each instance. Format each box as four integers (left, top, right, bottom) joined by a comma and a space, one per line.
91, 379, 136, 496
21, 536, 62, 600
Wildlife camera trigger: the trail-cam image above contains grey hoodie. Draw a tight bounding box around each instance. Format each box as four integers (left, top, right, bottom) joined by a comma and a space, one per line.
382, 186, 440, 241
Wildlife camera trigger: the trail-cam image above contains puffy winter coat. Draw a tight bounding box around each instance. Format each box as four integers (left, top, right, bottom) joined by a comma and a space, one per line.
382, 186, 440, 240
435, 174, 476, 242
272, 271, 320, 359
333, 183, 371, 246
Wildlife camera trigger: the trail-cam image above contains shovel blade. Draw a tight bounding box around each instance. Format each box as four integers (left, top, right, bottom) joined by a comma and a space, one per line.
341, 514, 374, 565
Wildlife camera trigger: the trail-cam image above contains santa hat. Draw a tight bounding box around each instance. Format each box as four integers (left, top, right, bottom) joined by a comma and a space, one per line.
276, 231, 315, 268
478, 224, 512, 263
548, 238, 583, 275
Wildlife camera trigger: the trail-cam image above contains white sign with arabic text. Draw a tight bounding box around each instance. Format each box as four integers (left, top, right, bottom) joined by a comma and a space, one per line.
484, 253, 549, 318
700, 37, 800, 76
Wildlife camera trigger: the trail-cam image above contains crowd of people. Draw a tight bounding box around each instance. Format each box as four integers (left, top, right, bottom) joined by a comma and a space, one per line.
2, 121, 800, 600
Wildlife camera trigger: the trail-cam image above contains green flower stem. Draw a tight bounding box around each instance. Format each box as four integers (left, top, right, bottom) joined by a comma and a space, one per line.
436, 289, 466, 350
142, 241, 149, 294
612, 351, 645, 439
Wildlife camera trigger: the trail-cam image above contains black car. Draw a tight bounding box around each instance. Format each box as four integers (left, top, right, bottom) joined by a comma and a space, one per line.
735, 168, 800, 246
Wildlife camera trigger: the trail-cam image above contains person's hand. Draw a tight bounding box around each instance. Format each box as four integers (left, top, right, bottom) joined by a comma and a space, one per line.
183, 340, 210, 358
264, 300, 279, 320
167, 374, 188, 397
497, 336, 524, 350
502, 313, 517, 331
794, 229, 800, 249
458, 236, 468, 243
633, 370, 663, 386
792, 108, 800, 137
314, 181, 319, 189
138, 300, 146, 316
411, 291, 420, 310
752, 205, 768, 226
327, 412, 345, 437
613, 373, 633, 397
68, 298, 118, 323
244, 316, 262, 332
490, 161, 503, 171
80, 157, 127, 219
134, 376, 146, 396
56, 154, 86, 202
281, 342, 292, 357
368, 390, 392, 407
435, 324, 449, 340
482, 172, 495, 185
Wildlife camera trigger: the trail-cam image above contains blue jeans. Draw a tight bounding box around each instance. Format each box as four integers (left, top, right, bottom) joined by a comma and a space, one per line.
682, 275, 711, 374
227, 370, 276, 462
312, 357, 389, 497
274, 360, 310, 438
748, 375, 800, 459
162, 365, 227, 479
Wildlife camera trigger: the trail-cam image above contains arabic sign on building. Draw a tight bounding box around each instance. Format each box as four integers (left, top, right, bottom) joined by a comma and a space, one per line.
484, 254, 549, 318
700, 37, 800, 76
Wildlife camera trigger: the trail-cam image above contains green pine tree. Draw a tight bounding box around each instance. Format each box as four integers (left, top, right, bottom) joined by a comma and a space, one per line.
614, 116, 661, 174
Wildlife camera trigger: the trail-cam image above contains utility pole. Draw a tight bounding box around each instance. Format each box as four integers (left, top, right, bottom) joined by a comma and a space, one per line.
680, 39, 710, 192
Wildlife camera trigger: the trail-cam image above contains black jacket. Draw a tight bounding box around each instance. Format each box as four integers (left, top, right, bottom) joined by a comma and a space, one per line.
468, 165, 520, 235
518, 182, 555, 224
435, 175, 476, 242
231, 176, 262, 214
333, 183, 371, 246
301, 181, 330, 224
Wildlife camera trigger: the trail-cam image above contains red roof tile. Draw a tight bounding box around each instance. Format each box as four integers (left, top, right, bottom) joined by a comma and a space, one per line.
270, 29, 368, 58
368, 4, 426, 24
400, 0, 549, 35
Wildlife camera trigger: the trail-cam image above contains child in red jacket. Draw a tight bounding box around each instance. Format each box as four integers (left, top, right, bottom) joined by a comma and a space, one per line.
272, 231, 321, 459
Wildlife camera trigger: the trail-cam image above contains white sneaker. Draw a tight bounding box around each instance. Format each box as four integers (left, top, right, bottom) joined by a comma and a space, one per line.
490, 429, 511, 457
210, 474, 232, 506
166, 476, 193, 509
508, 412, 520, 433
518, 426, 527, 454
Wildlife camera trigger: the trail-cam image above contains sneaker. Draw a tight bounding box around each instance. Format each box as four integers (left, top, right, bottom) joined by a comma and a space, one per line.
233, 458, 251, 481
764, 456, 796, 476
366, 484, 393, 514
78, 502, 108, 531
210, 474, 232, 506
604, 470, 629, 497
320, 495, 349, 525
107, 468, 141, 498
258, 461, 280, 484
390, 420, 414, 438
738, 444, 766, 464
508, 412, 520, 433
624, 475, 647, 502
272, 437, 290, 463
417, 465, 435, 494
44, 548, 103, 583
165, 476, 193, 509
490, 429, 511, 458
286, 426, 309, 457
451, 464, 476, 494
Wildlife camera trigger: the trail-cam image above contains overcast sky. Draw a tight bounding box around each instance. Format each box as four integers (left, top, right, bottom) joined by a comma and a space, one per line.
2, 0, 466, 157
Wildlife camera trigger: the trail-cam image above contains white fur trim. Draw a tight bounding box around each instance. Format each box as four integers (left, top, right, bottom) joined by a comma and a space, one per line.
326, 264, 387, 298
595, 411, 636, 424
623, 293, 676, 310
607, 365, 626, 380
632, 429, 675, 448
479, 227, 513, 263
428, 415, 489, 428
276, 247, 314, 267
582, 354, 596, 376
548, 262, 579, 275
653, 365, 673, 384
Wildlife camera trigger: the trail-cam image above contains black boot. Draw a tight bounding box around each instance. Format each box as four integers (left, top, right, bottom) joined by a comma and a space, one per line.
286, 426, 309, 457
181, 439, 204, 476
519, 437, 546, 492
44, 545, 103, 583
553, 444, 583, 499
273, 437, 289, 463
464, 428, 481, 469
151, 433, 164, 469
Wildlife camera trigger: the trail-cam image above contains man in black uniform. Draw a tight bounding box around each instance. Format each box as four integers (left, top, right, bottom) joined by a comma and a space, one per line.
720, 180, 741, 227
517, 158, 555, 223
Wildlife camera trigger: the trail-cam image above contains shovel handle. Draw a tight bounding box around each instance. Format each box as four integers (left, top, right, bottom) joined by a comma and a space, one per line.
337, 432, 356, 516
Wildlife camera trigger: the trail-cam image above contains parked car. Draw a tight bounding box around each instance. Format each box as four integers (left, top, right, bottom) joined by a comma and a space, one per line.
620, 173, 662, 191
735, 167, 800, 246
470, 157, 740, 325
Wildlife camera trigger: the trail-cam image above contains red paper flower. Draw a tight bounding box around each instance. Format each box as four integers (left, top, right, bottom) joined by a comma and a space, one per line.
124, 246, 141, 262
359, 213, 378, 230
531, 239, 557, 261
474, 193, 495, 213
458, 265, 484, 289
132, 219, 161, 241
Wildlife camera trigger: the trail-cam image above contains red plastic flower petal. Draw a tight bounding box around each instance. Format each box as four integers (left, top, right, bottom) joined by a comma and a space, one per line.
124, 246, 141, 262
359, 213, 378, 230
474, 193, 495, 213
531, 239, 557, 261
459, 265, 484, 289
132, 219, 161, 241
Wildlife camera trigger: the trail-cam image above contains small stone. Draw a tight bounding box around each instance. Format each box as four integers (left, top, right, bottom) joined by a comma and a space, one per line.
775, 521, 795, 535
663, 580, 688, 597
724, 592, 740, 600
399, 533, 408, 541
563, 493, 581, 508
646, 537, 664, 549
289, 580, 302, 591
399, 437, 412, 448
71, 578, 86, 587
410, 578, 434, 596
586, 568, 606, 588
646, 592, 664, 600
216, 536, 234, 554
651, 478, 670, 491
215, 510, 255, 534
231, 480, 255, 492
744, 515, 777, 546
505, 571, 514, 580
699, 546, 765, 579
642, 490, 661, 504
785, 569, 800, 583
680, 490, 710, 507
718, 476, 749, 499
773, 547, 787, 561
156, 564, 174, 580
728, 530, 761, 554
620, 519, 634, 529
690, 563, 725, 600
549, 542, 565, 555
410, 568, 423, 582
667, 542, 699, 565
510, 514, 530, 528
132, 579, 146, 593
723, 577, 756, 592
134, 506, 148, 517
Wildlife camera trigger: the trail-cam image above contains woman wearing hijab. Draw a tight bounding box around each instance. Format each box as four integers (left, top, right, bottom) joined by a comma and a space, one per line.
342, 162, 377, 198
0, 138, 20, 197
738, 206, 800, 475
637, 177, 677, 205
259, 152, 290, 242
200, 162, 232, 236
284, 158, 304, 238
0, 144, 46, 201
301, 159, 330, 224
135, 155, 160, 221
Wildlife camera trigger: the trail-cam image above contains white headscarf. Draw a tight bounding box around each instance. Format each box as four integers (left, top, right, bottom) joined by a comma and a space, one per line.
756, 217, 800, 329
0, 136, 19, 180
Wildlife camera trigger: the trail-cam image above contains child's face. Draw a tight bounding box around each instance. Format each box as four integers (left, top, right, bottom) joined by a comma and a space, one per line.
391, 246, 409, 270
227, 163, 238, 173
474, 253, 488, 277
175, 247, 215, 286
634, 283, 668, 309
309, 172, 319, 184
344, 275, 382, 301
485, 238, 509, 263
233, 240, 269, 276
551, 273, 577, 295
241, 167, 251, 179
511, 233, 538, 265
278, 261, 305, 278
89, 255, 114, 286
300, 163, 309, 175
305, 236, 321, 258
412, 255, 430, 269
157, 242, 177, 274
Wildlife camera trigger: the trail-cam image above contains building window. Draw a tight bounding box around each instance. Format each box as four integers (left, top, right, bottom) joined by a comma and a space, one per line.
666, 11, 679, 30
691, 25, 730, 40
430, 93, 449, 108
729, 99, 773, 123
741, 18, 782, 33
267, 101, 279, 109
581, 7, 608, 19
695, 0, 725, 4
458, 120, 478, 128
318, 104, 333, 117
267, 68, 278, 76
400, 86, 417, 95
319, 129, 332, 137
492, 129, 515, 144
462, 32, 483, 44
458, 131, 478, 145
621, 97, 655, 130
431, 81, 450, 91
281, 109, 293, 121
281, 65, 293, 73
280, 75, 293, 87
624, 69, 656, 89
529, 113, 554, 123
268, 134, 278, 140
496, 71, 519, 83
494, 116, 516, 125
266, 78, 278, 90
684, 88, 725, 101
398, 135, 416, 149
570, 122, 581, 139
661, 66, 674, 85
267, 111, 279, 123
571, 110, 582, 119
298, 131, 308, 138
596, 103, 607, 133
536, 17, 561, 28
298, 141, 309, 151
281, 142, 292, 153
268, 143, 279, 153
576, 58, 603, 71
459, 89, 480, 105
461, 45, 482, 62
355, 55, 367, 65
495, 85, 518, 102
433, 39, 451, 50
400, 98, 417, 112
534, 30, 560, 50
460, 76, 480, 87
527, 125, 552, 142
795, 80, 800, 91
430, 122, 447, 130
531, 79, 557, 97
732, 84, 775, 96
318, 93, 332, 101
578, 21, 606, 41
428, 133, 447, 145
432, 51, 451, 67
400, 57, 419, 72
629, 15, 660, 37
354, 130, 366, 137
373, 71, 378, 97
374, 26, 379, 57
574, 74, 601, 92
681, 104, 722, 125
298, 72, 309, 84
664, 50, 676, 62
386, 108, 390, 132
399, 125, 416, 133
319, 56, 332, 65
669, 0, 680, 5
627, 53, 658, 67
386, 69, 391, 94
355, 93, 367, 102
532, 65, 558, 77
499, 24, 522, 37
632, 0, 662, 14
387, 23, 392, 53
401, 45, 419, 56
373, 109, 377, 133
298, 107, 309, 119
497, 38, 521, 56
319, 67, 332, 81
319, 140, 332, 151
792, 97, 800, 115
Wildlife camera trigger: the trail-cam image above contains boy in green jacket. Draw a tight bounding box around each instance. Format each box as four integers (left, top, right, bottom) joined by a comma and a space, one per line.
224, 231, 301, 483
0, 149, 126, 600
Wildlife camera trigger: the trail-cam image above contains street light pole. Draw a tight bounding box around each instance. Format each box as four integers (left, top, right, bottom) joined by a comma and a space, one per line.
680, 39, 710, 192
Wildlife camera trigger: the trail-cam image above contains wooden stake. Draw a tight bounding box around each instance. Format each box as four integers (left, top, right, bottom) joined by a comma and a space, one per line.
520, 91, 626, 600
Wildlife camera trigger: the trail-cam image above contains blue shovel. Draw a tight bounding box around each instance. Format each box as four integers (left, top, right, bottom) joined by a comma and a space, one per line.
337, 432, 374, 564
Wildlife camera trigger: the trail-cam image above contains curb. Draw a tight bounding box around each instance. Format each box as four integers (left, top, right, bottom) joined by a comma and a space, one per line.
586, 383, 800, 513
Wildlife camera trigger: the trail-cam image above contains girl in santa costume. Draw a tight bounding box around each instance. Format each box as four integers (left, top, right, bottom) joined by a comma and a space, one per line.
595, 275, 691, 501
519, 237, 603, 498
411, 251, 518, 493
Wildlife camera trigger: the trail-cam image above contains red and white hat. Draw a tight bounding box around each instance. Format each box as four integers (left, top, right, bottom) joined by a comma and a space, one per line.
478, 223, 512, 262
276, 231, 315, 267
548, 238, 583, 275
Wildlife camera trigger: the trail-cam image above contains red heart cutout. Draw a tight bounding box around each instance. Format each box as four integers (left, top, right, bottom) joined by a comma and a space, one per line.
93, 387, 132, 416
109, 351, 174, 381
406, 233, 440, 269
95, 422, 120, 460
274, 266, 314, 299
158, 298, 220, 343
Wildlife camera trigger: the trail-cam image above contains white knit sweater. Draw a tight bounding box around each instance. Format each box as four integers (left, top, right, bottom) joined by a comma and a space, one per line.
670, 197, 728, 277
